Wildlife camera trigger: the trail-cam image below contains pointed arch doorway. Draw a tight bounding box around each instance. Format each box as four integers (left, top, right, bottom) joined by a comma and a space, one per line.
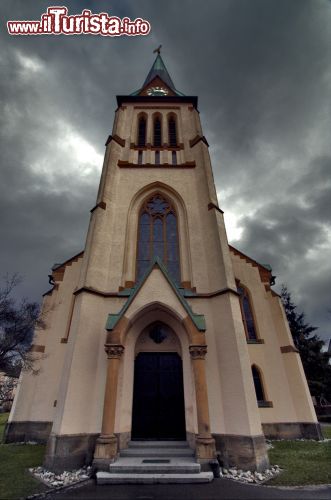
131, 323, 186, 440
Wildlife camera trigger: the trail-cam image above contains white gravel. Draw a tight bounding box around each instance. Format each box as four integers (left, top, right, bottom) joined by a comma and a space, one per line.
29, 466, 92, 488
220, 465, 282, 483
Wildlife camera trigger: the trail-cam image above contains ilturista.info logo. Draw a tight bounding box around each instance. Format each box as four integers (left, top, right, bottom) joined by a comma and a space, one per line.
7, 6, 151, 36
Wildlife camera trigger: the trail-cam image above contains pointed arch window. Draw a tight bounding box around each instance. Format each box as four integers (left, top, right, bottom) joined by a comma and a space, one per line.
138, 116, 147, 147
237, 285, 258, 341
153, 116, 162, 147
137, 194, 180, 283
252, 365, 265, 402
168, 116, 177, 147
252, 365, 272, 407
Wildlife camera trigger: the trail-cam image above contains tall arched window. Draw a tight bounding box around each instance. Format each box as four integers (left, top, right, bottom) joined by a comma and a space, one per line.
168, 116, 177, 147
153, 116, 162, 147
252, 365, 266, 403
138, 116, 147, 147
137, 194, 180, 283
237, 285, 257, 340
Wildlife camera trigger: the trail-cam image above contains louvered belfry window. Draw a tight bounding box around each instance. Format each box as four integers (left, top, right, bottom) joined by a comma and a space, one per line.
154, 117, 162, 147
168, 117, 177, 147
137, 194, 180, 283
138, 116, 147, 146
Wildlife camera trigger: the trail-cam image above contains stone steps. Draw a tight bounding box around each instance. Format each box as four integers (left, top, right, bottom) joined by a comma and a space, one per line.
128, 440, 188, 448
120, 447, 195, 457
96, 471, 214, 484
108, 457, 200, 474
95, 440, 213, 484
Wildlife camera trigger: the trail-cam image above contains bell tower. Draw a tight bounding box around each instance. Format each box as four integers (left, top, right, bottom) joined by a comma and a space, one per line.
76, 51, 270, 472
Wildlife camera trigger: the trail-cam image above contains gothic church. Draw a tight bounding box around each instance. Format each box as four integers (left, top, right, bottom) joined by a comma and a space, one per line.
5, 53, 321, 480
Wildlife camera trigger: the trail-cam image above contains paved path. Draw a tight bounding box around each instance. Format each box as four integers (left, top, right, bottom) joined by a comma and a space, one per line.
45, 478, 331, 500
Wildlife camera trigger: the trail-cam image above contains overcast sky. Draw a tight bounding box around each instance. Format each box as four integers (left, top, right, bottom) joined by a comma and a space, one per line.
0, 0, 330, 343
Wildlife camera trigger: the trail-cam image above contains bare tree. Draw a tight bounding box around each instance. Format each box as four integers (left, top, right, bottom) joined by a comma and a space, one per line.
0, 274, 45, 377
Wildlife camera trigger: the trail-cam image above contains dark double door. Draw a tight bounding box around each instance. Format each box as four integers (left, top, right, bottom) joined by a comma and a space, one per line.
131, 352, 186, 440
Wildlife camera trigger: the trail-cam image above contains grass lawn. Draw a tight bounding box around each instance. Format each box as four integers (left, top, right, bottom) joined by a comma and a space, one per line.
0, 413, 330, 493
0, 412, 47, 499
267, 425, 331, 486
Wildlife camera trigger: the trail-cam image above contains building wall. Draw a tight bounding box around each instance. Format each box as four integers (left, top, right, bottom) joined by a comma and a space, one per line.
6, 96, 321, 469
230, 251, 319, 436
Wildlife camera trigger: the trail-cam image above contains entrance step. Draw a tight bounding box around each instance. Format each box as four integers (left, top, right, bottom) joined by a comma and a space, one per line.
121, 447, 195, 457
108, 457, 201, 474
128, 440, 188, 448
121, 440, 194, 458
96, 471, 213, 484
95, 441, 212, 484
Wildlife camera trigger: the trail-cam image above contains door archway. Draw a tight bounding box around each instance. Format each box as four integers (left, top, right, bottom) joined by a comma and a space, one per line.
131, 323, 186, 440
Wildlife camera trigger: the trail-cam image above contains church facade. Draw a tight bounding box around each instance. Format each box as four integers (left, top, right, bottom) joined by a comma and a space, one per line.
6, 54, 321, 474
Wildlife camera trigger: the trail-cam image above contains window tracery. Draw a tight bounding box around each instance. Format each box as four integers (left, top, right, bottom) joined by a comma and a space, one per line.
137, 194, 180, 283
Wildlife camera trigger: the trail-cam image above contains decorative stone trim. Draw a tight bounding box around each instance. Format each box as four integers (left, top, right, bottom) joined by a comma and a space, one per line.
90, 201, 107, 213
4, 421, 52, 444
50, 251, 84, 284
104, 344, 124, 359
118, 160, 195, 169
133, 105, 181, 110
130, 143, 184, 151
262, 422, 322, 440
105, 134, 125, 147
258, 400, 273, 408
190, 135, 209, 148
208, 202, 224, 214
30, 344, 45, 353
280, 345, 299, 354
187, 287, 239, 298
74, 286, 120, 298
230, 246, 272, 285
180, 281, 193, 290
189, 345, 207, 360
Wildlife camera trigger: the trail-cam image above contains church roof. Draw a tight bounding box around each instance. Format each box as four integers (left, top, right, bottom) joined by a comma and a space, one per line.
117, 52, 197, 108
131, 54, 184, 96
105, 256, 206, 332
130, 53, 185, 97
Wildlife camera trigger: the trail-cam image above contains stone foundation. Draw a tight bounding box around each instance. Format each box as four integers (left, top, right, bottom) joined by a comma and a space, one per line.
44, 433, 99, 473
213, 433, 269, 472
262, 422, 322, 440
116, 431, 131, 450
4, 421, 52, 443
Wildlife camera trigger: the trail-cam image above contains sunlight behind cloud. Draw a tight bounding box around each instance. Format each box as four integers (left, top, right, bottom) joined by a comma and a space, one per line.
15, 50, 43, 74
223, 211, 243, 242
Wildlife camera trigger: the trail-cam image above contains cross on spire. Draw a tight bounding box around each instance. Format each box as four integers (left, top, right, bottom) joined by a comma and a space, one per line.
153, 45, 162, 55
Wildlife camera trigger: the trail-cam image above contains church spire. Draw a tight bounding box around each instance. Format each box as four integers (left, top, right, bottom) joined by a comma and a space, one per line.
130, 50, 185, 97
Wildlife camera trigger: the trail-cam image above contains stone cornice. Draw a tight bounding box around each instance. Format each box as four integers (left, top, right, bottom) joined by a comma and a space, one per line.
118, 160, 195, 169
90, 201, 107, 213
280, 345, 299, 354
207, 202, 224, 214
189, 135, 209, 148
105, 134, 126, 147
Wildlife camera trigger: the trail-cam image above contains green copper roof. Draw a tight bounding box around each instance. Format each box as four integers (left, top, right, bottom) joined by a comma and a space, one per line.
105, 257, 205, 332
130, 54, 185, 97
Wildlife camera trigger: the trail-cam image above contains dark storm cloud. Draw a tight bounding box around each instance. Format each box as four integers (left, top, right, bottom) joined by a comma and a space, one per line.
0, 1, 330, 342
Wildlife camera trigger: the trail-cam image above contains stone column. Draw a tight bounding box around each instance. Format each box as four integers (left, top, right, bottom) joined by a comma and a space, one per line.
93, 344, 124, 469
189, 345, 216, 461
